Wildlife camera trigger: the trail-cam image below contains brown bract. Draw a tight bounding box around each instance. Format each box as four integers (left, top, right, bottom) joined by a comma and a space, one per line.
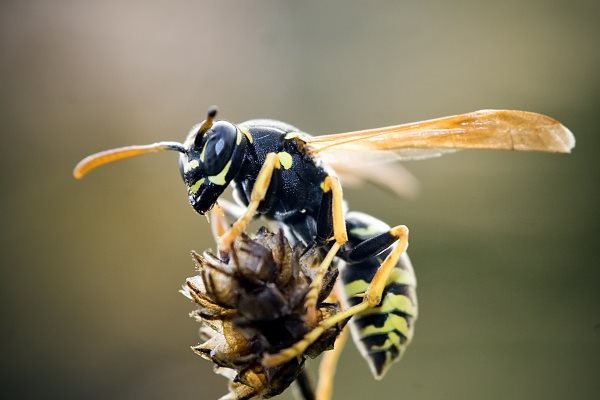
181, 228, 345, 400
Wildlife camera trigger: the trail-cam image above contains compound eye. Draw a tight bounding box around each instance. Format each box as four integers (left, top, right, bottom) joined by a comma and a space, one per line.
202, 121, 237, 176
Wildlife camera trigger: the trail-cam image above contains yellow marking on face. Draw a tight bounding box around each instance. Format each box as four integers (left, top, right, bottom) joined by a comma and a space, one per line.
240, 127, 253, 143
189, 178, 205, 195
277, 152, 293, 170
360, 314, 410, 339
183, 159, 200, 173
208, 160, 232, 185
345, 279, 369, 297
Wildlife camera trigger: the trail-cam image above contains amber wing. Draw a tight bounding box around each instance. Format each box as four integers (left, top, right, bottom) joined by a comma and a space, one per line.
308, 110, 575, 159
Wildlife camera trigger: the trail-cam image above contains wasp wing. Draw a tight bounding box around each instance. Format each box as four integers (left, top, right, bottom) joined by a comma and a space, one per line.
321, 150, 420, 199
308, 110, 575, 159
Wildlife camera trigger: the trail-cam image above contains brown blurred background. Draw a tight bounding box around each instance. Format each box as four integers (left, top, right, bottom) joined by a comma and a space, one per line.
1, 1, 598, 399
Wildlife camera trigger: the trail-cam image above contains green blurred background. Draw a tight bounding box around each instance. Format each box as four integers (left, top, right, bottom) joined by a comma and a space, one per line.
1, 1, 598, 399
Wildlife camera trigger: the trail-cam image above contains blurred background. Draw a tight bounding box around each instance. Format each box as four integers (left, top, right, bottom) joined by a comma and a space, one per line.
1, 1, 598, 399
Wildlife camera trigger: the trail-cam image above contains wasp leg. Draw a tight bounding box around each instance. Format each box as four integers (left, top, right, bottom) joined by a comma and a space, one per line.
305, 176, 348, 325
219, 153, 281, 251
216, 199, 246, 220
315, 284, 348, 400
209, 203, 229, 244
361, 225, 409, 307
320, 176, 348, 244
210, 200, 249, 242
316, 319, 349, 400
304, 241, 340, 325
262, 225, 409, 367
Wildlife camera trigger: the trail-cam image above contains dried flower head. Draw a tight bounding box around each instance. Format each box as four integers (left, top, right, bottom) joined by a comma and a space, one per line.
181, 227, 345, 399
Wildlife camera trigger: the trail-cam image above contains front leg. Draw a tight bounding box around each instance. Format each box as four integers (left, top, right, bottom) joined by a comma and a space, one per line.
218, 152, 281, 251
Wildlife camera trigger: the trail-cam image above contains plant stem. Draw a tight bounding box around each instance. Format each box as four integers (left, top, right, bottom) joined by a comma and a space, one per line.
294, 370, 315, 400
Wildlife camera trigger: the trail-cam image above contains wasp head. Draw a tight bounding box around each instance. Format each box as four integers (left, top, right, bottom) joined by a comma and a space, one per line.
179, 108, 249, 214
73, 106, 250, 215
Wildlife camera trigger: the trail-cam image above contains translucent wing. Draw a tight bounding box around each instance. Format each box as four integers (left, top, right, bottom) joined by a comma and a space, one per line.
308, 110, 575, 159
321, 150, 420, 199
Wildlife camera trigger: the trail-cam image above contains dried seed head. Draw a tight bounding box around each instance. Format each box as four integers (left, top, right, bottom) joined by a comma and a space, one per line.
182, 228, 345, 399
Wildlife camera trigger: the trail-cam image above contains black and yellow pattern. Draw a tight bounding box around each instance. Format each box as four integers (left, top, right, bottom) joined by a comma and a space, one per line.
74, 106, 571, 398
340, 212, 418, 379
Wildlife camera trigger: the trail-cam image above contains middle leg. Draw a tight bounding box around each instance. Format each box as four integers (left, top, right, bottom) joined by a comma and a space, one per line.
304, 175, 349, 325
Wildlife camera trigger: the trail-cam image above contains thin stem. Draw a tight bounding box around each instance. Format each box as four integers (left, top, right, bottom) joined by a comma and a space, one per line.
294, 370, 315, 400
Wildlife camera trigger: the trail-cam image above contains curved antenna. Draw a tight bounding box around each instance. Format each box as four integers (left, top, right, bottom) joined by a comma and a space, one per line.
73, 141, 186, 179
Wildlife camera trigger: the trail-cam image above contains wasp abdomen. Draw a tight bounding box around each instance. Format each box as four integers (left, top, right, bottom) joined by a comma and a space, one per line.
340, 212, 418, 379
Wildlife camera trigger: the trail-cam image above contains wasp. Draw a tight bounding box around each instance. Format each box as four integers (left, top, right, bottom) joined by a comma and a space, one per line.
74, 107, 574, 399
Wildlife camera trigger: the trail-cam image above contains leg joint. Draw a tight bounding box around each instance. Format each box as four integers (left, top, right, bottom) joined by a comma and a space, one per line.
390, 224, 409, 239
321, 175, 338, 192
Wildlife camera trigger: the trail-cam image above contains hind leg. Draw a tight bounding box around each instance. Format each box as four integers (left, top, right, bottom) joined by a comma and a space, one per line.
316, 318, 350, 400
316, 282, 350, 400
262, 225, 409, 367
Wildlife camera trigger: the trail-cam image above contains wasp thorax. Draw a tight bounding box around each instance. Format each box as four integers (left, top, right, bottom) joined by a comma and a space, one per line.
181, 228, 345, 399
